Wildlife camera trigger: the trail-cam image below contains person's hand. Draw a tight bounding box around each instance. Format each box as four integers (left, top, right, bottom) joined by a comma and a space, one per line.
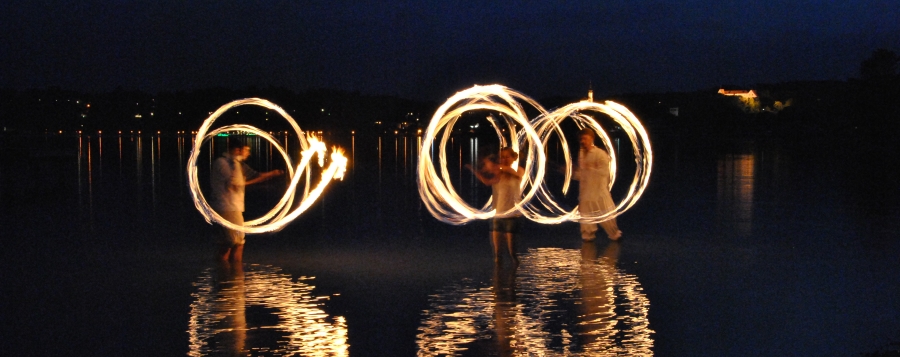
555, 162, 566, 174
265, 169, 284, 178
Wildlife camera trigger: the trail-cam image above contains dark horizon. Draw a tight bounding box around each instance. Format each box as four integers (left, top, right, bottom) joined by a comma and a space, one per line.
2, 1, 899, 101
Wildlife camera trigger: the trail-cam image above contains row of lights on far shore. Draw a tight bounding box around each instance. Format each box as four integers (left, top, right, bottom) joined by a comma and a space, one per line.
49, 129, 433, 136
48, 129, 348, 136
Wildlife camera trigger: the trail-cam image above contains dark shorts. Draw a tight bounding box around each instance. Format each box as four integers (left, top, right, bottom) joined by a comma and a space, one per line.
491, 217, 520, 233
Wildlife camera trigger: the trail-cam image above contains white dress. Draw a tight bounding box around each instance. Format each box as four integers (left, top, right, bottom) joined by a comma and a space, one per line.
575, 146, 620, 240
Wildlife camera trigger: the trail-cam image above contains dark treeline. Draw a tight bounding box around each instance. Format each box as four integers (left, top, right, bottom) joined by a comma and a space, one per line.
1, 78, 897, 148
1, 50, 897, 152
613, 77, 899, 148
0, 86, 438, 136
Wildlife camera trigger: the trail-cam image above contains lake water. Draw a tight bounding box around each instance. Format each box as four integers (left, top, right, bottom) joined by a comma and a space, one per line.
1, 130, 899, 356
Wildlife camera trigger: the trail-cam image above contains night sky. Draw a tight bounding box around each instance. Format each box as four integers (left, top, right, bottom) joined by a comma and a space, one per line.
3, 1, 899, 100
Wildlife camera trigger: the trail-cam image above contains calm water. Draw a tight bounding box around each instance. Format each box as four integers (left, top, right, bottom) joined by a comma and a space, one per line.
1, 130, 899, 356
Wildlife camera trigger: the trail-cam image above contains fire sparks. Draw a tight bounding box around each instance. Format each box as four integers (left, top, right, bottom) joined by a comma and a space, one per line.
187, 98, 347, 234
417, 85, 652, 225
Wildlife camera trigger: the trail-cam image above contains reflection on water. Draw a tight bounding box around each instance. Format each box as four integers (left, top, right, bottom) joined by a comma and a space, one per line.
187, 264, 348, 356
716, 153, 755, 236
417, 245, 653, 356
66, 131, 473, 207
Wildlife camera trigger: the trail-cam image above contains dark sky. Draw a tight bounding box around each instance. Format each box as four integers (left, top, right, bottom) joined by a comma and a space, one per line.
2, 1, 899, 100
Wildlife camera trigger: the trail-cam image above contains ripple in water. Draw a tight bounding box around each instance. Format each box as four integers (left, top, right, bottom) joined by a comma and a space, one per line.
187, 263, 348, 356
418, 244, 653, 356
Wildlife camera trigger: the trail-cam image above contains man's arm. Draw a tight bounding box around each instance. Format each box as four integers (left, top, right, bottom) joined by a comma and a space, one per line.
464, 164, 500, 186
245, 169, 284, 185
241, 162, 259, 181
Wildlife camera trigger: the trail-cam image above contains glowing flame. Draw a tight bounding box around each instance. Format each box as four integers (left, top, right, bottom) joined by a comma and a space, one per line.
523, 100, 653, 225
416, 85, 652, 225
417, 85, 547, 225
330, 147, 348, 180
187, 98, 347, 234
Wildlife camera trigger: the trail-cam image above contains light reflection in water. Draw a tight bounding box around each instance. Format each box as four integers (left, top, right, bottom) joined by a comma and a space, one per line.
178, 135, 186, 196
77, 135, 83, 205
717, 153, 755, 236
118, 134, 123, 174
86, 137, 93, 211
151, 135, 157, 204
187, 264, 348, 357
97, 134, 102, 175
417, 245, 653, 356
136, 135, 143, 190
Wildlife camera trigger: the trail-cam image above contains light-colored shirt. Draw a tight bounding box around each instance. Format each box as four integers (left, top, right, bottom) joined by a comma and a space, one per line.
492, 172, 522, 217
211, 153, 245, 212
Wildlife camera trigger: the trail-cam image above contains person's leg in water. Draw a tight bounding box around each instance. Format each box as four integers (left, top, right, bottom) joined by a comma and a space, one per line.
504, 232, 518, 265
491, 230, 503, 264
230, 244, 244, 262
216, 211, 246, 262
216, 243, 244, 262
600, 218, 622, 241
217, 245, 232, 262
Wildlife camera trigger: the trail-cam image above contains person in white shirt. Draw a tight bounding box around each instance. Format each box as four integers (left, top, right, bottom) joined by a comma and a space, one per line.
210, 140, 283, 262
466, 147, 524, 265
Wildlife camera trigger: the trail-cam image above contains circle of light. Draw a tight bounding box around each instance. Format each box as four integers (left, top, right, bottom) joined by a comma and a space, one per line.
417, 85, 548, 225
187, 98, 347, 234
521, 100, 653, 224
417, 85, 652, 225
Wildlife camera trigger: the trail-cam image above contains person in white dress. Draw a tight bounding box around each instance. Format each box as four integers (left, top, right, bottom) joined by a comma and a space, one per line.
574, 129, 622, 241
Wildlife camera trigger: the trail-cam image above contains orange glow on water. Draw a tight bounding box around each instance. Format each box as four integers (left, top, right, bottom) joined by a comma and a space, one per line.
717, 153, 755, 236
188, 264, 348, 356
417, 246, 653, 355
